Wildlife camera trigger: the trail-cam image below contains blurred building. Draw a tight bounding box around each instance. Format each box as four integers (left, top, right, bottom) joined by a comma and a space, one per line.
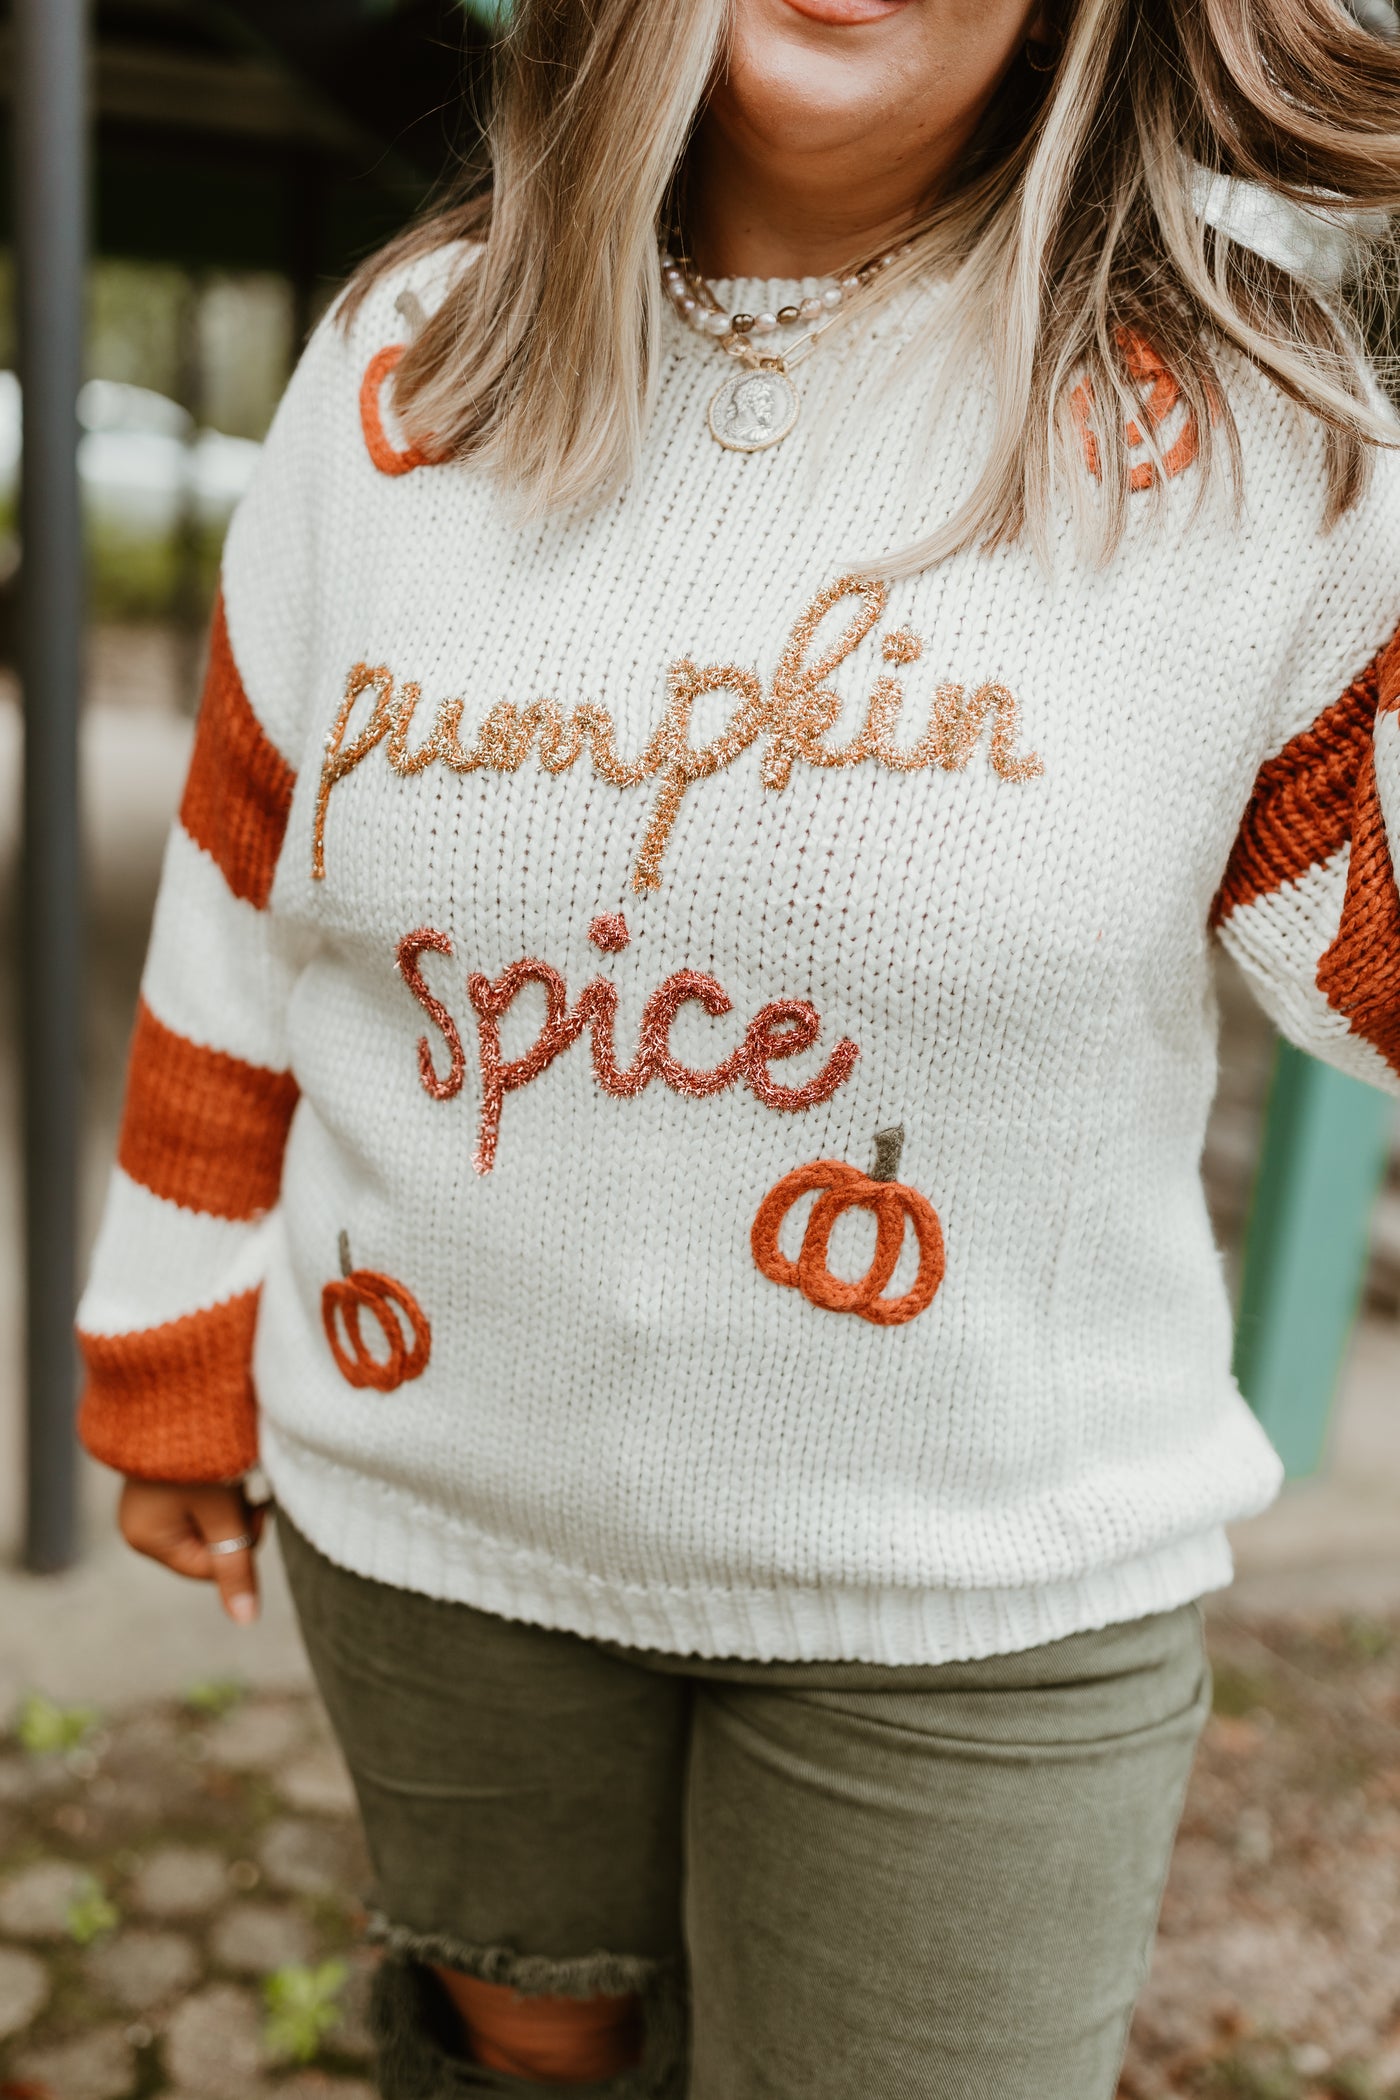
0, 1, 501, 1563
0, 0, 497, 639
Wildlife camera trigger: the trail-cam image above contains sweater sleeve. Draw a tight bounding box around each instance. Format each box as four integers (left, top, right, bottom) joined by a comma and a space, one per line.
1211, 443, 1400, 1094
76, 320, 335, 1482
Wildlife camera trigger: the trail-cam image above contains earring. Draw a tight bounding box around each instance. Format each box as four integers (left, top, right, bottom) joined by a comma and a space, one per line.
1025, 32, 1061, 71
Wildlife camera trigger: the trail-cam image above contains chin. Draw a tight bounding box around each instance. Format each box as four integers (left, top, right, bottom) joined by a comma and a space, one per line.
721, 0, 921, 155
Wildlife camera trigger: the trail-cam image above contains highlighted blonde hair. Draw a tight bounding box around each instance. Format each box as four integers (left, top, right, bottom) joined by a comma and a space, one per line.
348, 0, 1400, 564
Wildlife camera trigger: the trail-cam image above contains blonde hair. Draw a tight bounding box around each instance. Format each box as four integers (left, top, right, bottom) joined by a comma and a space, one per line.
346, 0, 1400, 564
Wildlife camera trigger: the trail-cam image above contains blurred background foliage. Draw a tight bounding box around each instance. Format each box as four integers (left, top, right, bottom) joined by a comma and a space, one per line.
0, 0, 504, 640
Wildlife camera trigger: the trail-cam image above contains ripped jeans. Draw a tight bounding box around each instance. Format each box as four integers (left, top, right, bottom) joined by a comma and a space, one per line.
277, 1512, 1210, 2100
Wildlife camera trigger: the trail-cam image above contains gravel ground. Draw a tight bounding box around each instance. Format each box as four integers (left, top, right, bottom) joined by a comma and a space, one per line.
0, 1610, 1397, 2099
1124, 1609, 1400, 2100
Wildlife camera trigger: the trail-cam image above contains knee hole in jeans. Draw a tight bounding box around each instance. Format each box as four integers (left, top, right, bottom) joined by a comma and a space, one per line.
433, 1966, 646, 2083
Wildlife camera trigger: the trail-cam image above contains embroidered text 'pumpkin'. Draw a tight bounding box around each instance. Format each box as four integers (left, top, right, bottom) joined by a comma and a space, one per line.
751, 1127, 944, 1328
312, 576, 1043, 892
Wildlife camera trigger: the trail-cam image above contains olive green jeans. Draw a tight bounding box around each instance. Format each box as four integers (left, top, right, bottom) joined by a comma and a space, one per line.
278, 1514, 1210, 2100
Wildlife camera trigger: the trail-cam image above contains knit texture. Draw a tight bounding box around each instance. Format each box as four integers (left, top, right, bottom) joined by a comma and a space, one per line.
76, 252, 1400, 1659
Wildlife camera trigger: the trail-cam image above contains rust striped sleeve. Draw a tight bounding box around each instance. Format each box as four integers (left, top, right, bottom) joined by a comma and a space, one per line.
117, 999, 299, 1222
77, 585, 301, 1481
78, 1290, 262, 1483
1214, 628, 1400, 1083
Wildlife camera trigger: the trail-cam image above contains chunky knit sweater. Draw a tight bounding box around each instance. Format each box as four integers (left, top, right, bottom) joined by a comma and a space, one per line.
77, 252, 1400, 1663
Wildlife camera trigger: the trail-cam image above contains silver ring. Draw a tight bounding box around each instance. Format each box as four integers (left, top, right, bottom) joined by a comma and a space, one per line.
206, 1531, 256, 1556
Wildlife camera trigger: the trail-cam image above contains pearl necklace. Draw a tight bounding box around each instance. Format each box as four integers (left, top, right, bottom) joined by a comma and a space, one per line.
660, 240, 911, 453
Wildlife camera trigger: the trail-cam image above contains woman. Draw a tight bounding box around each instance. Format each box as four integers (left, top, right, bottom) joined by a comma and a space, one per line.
78, 1, 1400, 2093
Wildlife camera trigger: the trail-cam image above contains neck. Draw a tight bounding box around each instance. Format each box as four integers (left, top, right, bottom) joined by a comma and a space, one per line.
684, 119, 932, 281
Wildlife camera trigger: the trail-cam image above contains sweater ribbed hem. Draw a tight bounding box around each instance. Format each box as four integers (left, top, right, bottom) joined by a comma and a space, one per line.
261, 1424, 1237, 1667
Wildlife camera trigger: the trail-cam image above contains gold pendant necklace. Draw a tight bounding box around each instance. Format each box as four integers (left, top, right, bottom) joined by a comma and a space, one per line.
661, 238, 912, 452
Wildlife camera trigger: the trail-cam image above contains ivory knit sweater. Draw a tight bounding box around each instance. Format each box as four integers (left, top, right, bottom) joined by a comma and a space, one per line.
77, 253, 1400, 1663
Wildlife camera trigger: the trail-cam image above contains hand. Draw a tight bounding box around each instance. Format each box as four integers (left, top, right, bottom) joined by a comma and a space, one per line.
118, 1479, 267, 1624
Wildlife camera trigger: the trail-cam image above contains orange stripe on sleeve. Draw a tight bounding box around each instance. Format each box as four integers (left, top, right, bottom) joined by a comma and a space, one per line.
78, 1290, 260, 1482
117, 1000, 299, 1221
1210, 649, 1382, 929
1381, 625, 1400, 724
1215, 627, 1400, 1075
180, 592, 296, 909
1316, 739, 1400, 1075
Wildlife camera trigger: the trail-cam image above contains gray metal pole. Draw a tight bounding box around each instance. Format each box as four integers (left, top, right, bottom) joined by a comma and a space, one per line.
16, 0, 87, 1572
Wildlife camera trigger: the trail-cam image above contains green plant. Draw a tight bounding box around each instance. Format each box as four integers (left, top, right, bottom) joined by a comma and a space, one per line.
1209, 1662, 1278, 1721
182, 1676, 247, 1717
1327, 2064, 1384, 2100
86, 518, 223, 626
1204, 2051, 1303, 2100
263, 1961, 348, 2064
66, 1874, 119, 1946
1341, 1616, 1393, 1662
14, 1693, 99, 1758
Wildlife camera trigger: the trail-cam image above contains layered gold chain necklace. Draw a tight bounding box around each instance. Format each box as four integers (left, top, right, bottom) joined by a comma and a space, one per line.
661, 236, 912, 452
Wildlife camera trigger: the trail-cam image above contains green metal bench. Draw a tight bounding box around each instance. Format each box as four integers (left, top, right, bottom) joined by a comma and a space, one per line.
1234, 1043, 1396, 1478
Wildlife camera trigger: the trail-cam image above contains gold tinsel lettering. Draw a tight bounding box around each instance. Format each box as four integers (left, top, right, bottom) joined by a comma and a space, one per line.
311, 579, 1044, 885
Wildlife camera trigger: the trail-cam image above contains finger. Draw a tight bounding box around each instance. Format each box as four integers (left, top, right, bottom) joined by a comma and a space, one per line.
117, 1481, 263, 1622
120, 1481, 216, 1576
189, 1489, 262, 1625
206, 1542, 260, 1624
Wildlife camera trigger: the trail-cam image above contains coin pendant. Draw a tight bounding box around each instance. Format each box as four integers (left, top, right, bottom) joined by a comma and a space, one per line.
708, 367, 800, 452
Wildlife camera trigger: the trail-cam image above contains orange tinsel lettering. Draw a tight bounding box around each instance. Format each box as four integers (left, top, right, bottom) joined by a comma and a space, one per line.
396, 928, 468, 1101
399, 929, 860, 1173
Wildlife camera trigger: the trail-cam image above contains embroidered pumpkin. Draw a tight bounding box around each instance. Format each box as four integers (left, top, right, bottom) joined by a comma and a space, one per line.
1071, 331, 1199, 493
322, 1231, 432, 1390
359, 345, 434, 478
751, 1126, 944, 1328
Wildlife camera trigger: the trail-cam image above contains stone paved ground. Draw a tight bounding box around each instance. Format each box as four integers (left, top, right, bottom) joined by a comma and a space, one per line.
0, 1684, 375, 2099
0, 1613, 1398, 2099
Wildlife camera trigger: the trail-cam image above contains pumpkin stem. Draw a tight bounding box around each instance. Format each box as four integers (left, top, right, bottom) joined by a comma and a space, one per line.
338, 1229, 353, 1279
871, 1125, 905, 1182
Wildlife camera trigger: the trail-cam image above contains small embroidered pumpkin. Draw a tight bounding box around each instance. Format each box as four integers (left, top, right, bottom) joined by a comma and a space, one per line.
322, 1231, 431, 1390
1071, 330, 1200, 493
359, 345, 434, 478
751, 1126, 944, 1328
